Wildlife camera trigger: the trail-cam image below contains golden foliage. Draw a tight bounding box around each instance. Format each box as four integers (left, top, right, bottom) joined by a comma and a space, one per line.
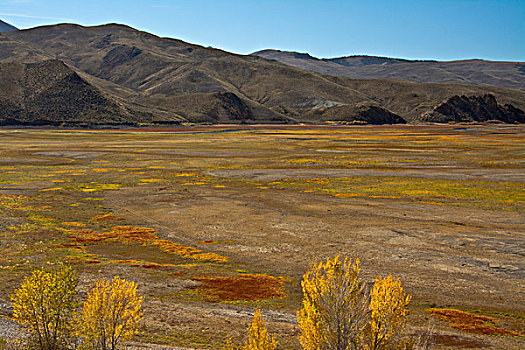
11, 265, 78, 350
297, 255, 368, 350
223, 309, 277, 350
296, 256, 418, 350
243, 309, 277, 350
364, 274, 411, 349
77, 276, 144, 350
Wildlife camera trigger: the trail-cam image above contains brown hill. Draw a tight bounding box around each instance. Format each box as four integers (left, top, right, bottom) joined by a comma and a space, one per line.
1, 23, 525, 126
253, 50, 525, 92
304, 104, 406, 124
0, 33, 50, 62
419, 94, 525, 123
0, 60, 156, 126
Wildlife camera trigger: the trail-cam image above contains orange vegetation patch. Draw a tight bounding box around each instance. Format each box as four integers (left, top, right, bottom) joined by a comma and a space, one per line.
428, 308, 522, 337
109, 259, 142, 267
92, 213, 125, 222
61, 226, 155, 244
140, 178, 165, 183
63, 222, 86, 227
85, 260, 102, 264
66, 229, 116, 244
62, 225, 228, 263
110, 226, 157, 242
152, 239, 228, 263
199, 240, 218, 244
193, 274, 286, 301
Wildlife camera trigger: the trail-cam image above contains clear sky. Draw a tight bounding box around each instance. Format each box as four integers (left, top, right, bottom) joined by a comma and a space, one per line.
1, 0, 524, 61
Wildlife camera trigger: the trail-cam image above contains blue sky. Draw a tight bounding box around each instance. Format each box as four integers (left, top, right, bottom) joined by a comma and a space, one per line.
1, 0, 524, 61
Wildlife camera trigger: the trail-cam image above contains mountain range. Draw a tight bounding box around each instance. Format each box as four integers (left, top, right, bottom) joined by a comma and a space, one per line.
0, 21, 524, 126
253, 50, 525, 92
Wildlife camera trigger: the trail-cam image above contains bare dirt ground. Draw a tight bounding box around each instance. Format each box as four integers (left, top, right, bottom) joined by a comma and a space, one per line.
0, 125, 523, 349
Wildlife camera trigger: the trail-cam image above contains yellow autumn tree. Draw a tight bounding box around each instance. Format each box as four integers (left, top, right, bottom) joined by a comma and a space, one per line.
363, 274, 411, 350
297, 255, 369, 350
11, 265, 78, 350
77, 276, 143, 350
223, 309, 277, 350
243, 309, 277, 350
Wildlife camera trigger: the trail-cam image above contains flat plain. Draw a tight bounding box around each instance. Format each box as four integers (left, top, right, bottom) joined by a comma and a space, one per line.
0, 125, 523, 349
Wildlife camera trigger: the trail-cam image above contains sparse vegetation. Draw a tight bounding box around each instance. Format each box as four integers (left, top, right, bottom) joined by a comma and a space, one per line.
0, 126, 523, 349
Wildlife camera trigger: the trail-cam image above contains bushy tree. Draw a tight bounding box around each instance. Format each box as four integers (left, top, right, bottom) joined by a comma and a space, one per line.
297, 256, 419, 350
224, 309, 277, 350
11, 265, 78, 350
363, 274, 411, 350
243, 309, 277, 350
297, 255, 369, 350
77, 276, 143, 350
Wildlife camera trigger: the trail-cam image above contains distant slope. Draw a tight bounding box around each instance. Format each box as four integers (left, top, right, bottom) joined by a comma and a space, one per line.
0, 33, 51, 62
0, 19, 18, 32
1, 23, 524, 126
253, 49, 525, 92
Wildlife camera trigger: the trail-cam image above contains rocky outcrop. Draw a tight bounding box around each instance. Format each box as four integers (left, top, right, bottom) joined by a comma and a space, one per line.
420, 94, 525, 123
0, 60, 142, 126
305, 104, 406, 124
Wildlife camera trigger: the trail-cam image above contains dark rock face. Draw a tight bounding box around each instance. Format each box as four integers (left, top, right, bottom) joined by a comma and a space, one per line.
212, 92, 254, 122
305, 104, 406, 124
420, 94, 525, 123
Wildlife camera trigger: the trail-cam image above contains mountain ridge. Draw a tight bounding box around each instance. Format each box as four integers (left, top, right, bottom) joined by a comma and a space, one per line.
1, 23, 525, 126
253, 49, 525, 91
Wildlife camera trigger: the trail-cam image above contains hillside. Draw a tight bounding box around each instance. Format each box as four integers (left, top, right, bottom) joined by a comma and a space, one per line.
1, 23, 525, 125
0, 19, 17, 32
253, 49, 525, 92
0, 60, 160, 126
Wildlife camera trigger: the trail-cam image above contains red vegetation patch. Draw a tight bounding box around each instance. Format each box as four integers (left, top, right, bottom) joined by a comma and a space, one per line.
199, 240, 217, 244
428, 308, 522, 337
193, 274, 286, 302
